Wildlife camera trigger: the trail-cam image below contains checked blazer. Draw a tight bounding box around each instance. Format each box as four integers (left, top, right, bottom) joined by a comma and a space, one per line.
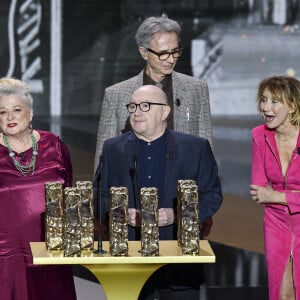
94, 70, 213, 171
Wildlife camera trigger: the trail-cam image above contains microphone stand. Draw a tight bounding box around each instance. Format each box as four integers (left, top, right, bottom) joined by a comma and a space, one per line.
94, 156, 107, 254
129, 154, 139, 209
129, 154, 140, 240
129, 167, 137, 209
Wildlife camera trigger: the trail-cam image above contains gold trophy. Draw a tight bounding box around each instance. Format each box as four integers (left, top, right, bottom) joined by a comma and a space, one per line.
76, 181, 94, 250
64, 187, 81, 257
109, 187, 128, 256
140, 187, 159, 256
177, 180, 196, 247
45, 182, 64, 250
177, 180, 200, 255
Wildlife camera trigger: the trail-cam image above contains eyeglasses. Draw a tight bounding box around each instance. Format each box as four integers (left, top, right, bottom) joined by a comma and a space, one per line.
126, 102, 166, 113
147, 48, 183, 61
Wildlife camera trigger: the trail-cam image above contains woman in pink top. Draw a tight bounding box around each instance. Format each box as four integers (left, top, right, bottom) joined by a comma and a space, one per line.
251, 76, 300, 300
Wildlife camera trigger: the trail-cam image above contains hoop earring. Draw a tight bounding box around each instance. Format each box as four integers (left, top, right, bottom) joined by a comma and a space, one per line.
29, 122, 33, 132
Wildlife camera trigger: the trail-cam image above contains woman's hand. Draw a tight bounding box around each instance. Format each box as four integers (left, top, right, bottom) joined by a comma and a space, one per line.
250, 184, 286, 205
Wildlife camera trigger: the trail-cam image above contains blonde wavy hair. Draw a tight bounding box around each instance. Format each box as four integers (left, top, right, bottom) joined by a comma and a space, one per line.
0, 77, 33, 109
257, 76, 300, 126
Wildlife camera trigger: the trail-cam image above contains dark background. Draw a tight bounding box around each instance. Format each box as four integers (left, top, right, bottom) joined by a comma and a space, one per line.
2, 0, 299, 116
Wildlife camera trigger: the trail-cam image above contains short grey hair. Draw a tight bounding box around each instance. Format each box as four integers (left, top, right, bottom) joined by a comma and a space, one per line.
0, 77, 33, 109
135, 16, 181, 48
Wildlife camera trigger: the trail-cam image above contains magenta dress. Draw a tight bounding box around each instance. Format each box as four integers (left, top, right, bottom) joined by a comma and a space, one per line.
0, 130, 77, 300
252, 125, 300, 300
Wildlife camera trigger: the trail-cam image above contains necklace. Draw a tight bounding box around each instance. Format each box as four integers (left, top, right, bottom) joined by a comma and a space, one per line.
3, 132, 38, 176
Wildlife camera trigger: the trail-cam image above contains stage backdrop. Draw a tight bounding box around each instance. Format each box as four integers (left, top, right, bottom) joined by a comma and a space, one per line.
0, 0, 52, 115
1, 0, 300, 116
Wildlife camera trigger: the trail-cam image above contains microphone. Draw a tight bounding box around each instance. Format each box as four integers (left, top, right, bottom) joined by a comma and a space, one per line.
297, 147, 300, 155
20, 152, 25, 161
175, 98, 181, 107
129, 154, 138, 208
93, 155, 107, 254
129, 154, 141, 239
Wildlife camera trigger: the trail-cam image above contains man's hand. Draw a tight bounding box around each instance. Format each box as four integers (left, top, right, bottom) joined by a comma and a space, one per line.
128, 208, 175, 227
202, 217, 213, 237
128, 208, 141, 227
158, 208, 174, 226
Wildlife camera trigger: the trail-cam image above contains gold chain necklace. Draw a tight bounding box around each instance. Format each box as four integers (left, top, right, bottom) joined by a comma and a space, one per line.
3, 132, 38, 176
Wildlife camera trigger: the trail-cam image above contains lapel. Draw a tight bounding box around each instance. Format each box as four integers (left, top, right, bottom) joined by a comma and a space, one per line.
124, 132, 138, 167
171, 72, 191, 131
124, 132, 140, 208
162, 130, 177, 205
133, 70, 144, 89
172, 71, 185, 98
264, 127, 280, 161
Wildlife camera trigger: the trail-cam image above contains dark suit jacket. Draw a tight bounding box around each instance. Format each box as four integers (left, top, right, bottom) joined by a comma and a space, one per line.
97, 129, 222, 240
94, 129, 222, 289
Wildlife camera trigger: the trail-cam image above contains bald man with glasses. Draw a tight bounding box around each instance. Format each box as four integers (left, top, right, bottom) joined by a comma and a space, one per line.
95, 85, 222, 300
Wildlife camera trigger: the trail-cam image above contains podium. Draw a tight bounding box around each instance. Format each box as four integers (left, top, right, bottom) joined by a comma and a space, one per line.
30, 240, 215, 300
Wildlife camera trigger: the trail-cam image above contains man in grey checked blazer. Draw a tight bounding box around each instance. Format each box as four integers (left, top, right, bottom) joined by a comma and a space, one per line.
94, 16, 213, 172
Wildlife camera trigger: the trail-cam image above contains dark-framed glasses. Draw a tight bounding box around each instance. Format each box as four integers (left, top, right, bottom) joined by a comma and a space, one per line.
126, 102, 166, 113
147, 48, 183, 61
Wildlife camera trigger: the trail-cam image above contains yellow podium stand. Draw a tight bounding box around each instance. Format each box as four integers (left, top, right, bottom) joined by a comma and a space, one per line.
30, 240, 215, 300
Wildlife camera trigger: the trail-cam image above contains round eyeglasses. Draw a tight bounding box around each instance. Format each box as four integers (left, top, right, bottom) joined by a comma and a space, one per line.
147, 48, 183, 61
126, 102, 166, 113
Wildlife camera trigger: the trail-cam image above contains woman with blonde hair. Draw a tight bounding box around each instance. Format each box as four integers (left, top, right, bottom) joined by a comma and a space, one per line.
251, 76, 300, 299
0, 77, 77, 300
